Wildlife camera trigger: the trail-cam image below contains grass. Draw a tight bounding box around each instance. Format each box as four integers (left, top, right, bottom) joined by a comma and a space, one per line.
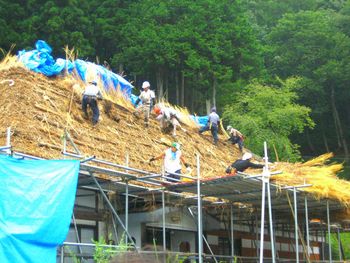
331, 232, 350, 260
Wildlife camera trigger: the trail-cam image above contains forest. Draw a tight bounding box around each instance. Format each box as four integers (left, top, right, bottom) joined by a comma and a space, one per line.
1, 0, 350, 173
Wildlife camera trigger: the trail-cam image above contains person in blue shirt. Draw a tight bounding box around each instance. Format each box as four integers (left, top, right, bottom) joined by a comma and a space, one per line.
199, 107, 220, 145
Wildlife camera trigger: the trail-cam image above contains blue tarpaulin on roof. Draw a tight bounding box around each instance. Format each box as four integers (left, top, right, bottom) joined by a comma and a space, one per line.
0, 155, 80, 263
191, 115, 208, 127
18, 40, 133, 96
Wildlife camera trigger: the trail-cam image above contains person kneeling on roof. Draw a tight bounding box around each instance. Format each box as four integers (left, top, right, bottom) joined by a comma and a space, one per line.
154, 105, 187, 137
149, 142, 190, 182
225, 152, 264, 175
82, 80, 103, 126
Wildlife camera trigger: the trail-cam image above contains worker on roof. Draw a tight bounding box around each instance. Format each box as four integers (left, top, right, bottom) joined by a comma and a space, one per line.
133, 81, 156, 127
82, 80, 103, 126
226, 125, 244, 152
199, 107, 221, 145
153, 105, 187, 137
149, 142, 190, 182
225, 152, 264, 175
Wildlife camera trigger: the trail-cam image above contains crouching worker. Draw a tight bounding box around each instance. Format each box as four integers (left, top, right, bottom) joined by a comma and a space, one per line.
82, 80, 103, 126
225, 152, 264, 175
149, 142, 190, 182
154, 106, 187, 137
227, 125, 244, 152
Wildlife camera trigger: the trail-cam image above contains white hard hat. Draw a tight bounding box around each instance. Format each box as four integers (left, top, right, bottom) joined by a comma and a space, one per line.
142, 81, 150, 89
242, 152, 252, 160
227, 125, 232, 131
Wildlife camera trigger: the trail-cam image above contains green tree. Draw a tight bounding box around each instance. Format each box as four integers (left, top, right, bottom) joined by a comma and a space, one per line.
266, 10, 350, 160
115, 0, 264, 113
223, 77, 314, 161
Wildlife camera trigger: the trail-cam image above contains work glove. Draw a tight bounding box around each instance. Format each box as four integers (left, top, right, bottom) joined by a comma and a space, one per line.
149, 157, 156, 162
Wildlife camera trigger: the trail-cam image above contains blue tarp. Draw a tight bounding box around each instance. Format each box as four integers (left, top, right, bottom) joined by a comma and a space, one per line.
18, 40, 133, 96
191, 115, 209, 127
0, 155, 80, 263
74, 59, 132, 97
18, 40, 74, 77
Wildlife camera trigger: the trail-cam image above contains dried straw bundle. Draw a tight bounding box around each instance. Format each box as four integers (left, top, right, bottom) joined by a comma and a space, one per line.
271, 153, 350, 205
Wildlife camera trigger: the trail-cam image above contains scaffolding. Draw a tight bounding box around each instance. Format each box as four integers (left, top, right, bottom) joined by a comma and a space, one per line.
1, 127, 348, 263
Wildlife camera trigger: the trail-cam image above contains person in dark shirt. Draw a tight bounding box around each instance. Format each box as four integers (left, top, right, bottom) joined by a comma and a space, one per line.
225, 152, 264, 174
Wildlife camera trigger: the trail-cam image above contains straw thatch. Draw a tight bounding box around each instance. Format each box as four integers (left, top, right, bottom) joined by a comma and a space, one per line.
1, 56, 350, 210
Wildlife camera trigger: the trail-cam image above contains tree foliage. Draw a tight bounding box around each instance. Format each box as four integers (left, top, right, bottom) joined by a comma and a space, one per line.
223, 78, 314, 161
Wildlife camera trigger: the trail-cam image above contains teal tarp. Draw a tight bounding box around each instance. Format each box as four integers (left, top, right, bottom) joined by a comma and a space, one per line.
0, 155, 80, 263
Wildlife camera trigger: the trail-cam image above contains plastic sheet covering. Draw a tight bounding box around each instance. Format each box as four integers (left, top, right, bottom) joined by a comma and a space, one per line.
74, 59, 132, 97
191, 115, 208, 127
0, 155, 80, 263
18, 40, 74, 76
18, 40, 133, 96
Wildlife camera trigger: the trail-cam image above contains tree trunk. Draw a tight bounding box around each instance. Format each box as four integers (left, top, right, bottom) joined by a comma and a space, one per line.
156, 70, 164, 100
206, 100, 211, 115
175, 71, 179, 105
212, 77, 217, 107
322, 131, 330, 153
165, 71, 169, 101
306, 129, 316, 153
180, 71, 185, 106
118, 64, 124, 75
331, 86, 349, 159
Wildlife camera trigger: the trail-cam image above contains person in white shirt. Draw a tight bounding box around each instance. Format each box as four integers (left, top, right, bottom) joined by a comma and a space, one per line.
149, 142, 190, 181
153, 105, 187, 137
134, 81, 156, 127
82, 80, 103, 125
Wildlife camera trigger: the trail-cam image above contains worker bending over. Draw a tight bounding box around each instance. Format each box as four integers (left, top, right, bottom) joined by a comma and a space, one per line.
199, 107, 220, 145
149, 142, 190, 181
225, 152, 264, 175
227, 125, 244, 152
82, 80, 103, 126
134, 81, 156, 127
154, 105, 187, 137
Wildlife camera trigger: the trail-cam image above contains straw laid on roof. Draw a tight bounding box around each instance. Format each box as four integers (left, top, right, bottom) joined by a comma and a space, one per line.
0, 56, 349, 207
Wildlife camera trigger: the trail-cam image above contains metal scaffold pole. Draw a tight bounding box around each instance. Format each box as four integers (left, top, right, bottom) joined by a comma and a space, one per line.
89, 172, 138, 251
197, 154, 203, 263
162, 190, 166, 252
327, 200, 332, 262
6, 127, 11, 154
125, 153, 129, 245
337, 227, 342, 261
293, 187, 299, 263
230, 205, 235, 262
259, 142, 268, 263
264, 142, 276, 263
304, 196, 310, 258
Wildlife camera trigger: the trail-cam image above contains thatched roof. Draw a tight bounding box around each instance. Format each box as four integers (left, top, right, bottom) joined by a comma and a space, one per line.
0, 58, 349, 210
